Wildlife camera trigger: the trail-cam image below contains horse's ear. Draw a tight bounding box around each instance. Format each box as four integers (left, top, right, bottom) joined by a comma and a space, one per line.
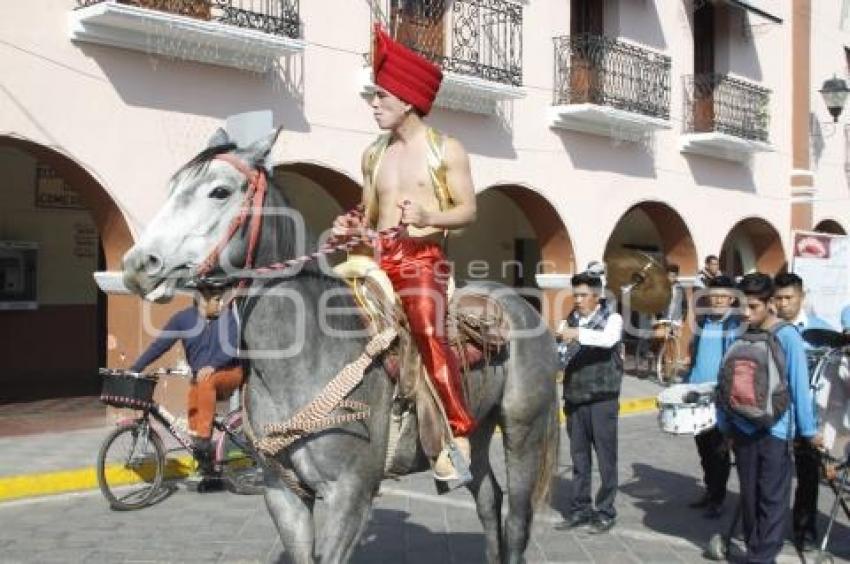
240, 127, 283, 169
208, 128, 231, 148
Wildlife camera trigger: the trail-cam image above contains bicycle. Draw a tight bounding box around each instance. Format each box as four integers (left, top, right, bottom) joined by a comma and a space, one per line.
650, 320, 686, 385
97, 367, 264, 511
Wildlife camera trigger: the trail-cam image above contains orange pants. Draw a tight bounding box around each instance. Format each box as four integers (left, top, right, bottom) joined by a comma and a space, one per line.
187, 365, 244, 439
378, 237, 475, 436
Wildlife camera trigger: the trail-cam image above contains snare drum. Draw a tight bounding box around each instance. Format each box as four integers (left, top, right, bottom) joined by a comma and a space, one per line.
657, 383, 717, 435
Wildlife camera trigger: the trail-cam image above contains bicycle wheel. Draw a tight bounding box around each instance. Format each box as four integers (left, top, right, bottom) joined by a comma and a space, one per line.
97, 421, 165, 510
656, 336, 681, 385
217, 412, 264, 495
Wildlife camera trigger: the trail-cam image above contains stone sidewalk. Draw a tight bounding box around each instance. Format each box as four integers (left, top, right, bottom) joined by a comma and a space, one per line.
0, 411, 849, 563
0, 375, 660, 482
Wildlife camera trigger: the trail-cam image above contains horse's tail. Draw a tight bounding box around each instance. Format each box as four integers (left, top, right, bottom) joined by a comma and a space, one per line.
531, 384, 560, 509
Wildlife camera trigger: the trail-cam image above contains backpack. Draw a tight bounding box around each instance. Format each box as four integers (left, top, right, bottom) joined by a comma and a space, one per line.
717, 322, 791, 429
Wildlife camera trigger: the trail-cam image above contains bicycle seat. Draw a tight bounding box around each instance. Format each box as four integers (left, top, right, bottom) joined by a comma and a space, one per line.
803, 328, 850, 349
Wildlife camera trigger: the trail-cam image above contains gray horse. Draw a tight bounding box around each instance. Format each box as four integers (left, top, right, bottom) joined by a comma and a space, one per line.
122, 129, 559, 564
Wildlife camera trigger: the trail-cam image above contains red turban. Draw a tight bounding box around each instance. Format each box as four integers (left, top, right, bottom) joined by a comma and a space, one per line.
372, 24, 443, 115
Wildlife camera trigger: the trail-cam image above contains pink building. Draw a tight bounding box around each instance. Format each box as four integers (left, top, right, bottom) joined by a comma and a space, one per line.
1, 0, 847, 401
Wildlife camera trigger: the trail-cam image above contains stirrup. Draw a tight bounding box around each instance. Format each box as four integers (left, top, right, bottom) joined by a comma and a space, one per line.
432, 440, 472, 488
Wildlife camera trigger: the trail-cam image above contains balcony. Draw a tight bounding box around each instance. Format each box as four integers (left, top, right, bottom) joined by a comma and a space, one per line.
549, 34, 672, 140
69, 0, 304, 72
680, 74, 772, 162
361, 0, 525, 115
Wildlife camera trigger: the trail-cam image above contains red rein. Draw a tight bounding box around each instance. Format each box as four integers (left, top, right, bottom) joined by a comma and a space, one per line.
194, 155, 404, 287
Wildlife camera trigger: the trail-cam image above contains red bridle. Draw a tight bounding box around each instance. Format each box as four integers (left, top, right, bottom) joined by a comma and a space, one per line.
193, 153, 404, 286
195, 154, 268, 280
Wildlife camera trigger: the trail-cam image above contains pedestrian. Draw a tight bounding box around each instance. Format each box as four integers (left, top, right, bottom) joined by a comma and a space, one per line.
662, 263, 688, 324
684, 275, 740, 518
694, 255, 722, 289
773, 272, 832, 551
716, 273, 820, 563
555, 270, 623, 534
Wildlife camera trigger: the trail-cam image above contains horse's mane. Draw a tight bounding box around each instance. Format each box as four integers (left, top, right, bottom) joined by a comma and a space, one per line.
170, 143, 238, 190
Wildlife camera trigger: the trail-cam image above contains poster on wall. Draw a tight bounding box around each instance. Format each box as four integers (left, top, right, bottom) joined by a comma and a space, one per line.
791, 231, 850, 329
0, 241, 38, 310
35, 164, 85, 210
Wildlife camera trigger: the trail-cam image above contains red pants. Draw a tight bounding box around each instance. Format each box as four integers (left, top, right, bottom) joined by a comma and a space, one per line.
378, 237, 475, 436
187, 365, 244, 439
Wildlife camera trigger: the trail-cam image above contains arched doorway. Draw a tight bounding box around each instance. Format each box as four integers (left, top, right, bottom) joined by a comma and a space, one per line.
603, 201, 698, 275
814, 219, 847, 235
719, 217, 787, 278
0, 136, 134, 402
273, 162, 362, 250
603, 202, 698, 363
448, 185, 575, 328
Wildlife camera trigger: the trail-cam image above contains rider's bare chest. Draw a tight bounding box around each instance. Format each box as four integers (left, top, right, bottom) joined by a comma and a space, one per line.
373, 145, 435, 205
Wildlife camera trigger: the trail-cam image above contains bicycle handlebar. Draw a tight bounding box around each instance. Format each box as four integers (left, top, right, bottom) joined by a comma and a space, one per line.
98, 367, 191, 379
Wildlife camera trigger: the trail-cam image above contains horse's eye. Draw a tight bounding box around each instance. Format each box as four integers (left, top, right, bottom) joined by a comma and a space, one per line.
208, 186, 231, 200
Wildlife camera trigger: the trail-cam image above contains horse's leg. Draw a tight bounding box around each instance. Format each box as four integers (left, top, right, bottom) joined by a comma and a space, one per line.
315, 478, 376, 564
500, 415, 550, 564
467, 415, 503, 564
264, 471, 316, 564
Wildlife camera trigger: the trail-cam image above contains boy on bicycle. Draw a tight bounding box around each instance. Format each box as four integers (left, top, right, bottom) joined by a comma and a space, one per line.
131, 283, 242, 488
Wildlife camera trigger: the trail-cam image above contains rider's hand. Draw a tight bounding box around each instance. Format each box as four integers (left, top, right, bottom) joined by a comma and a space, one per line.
561, 327, 579, 342
332, 213, 364, 239
194, 366, 214, 383
809, 434, 825, 450
398, 200, 430, 228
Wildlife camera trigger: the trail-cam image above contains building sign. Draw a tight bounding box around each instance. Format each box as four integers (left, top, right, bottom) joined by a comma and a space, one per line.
73, 223, 98, 259
35, 164, 85, 210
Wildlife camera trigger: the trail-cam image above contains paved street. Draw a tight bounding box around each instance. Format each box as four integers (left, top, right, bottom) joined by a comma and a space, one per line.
1, 411, 849, 563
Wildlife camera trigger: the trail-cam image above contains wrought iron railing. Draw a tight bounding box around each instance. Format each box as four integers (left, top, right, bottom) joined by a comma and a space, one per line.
683, 74, 771, 142
372, 0, 523, 87
76, 0, 300, 39
552, 34, 671, 120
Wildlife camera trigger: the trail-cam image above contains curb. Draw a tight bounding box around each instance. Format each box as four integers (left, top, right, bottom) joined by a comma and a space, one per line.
557, 395, 657, 423
0, 456, 196, 504
0, 396, 658, 503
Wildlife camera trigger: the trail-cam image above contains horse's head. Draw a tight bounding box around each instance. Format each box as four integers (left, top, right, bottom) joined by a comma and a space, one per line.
122, 127, 281, 302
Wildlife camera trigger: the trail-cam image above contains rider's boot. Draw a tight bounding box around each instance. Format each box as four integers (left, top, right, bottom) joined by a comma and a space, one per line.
433, 436, 472, 487
188, 437, 223, 492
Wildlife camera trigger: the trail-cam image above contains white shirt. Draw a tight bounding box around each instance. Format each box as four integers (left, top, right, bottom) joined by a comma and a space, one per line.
560, 305, 623, 349
792, 310, 809, 330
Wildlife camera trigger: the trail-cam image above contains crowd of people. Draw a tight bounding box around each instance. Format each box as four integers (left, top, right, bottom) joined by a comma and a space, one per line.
556, 256, 850, 562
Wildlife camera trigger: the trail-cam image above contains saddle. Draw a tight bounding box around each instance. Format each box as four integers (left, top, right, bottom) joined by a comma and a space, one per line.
333, 254, 509, 474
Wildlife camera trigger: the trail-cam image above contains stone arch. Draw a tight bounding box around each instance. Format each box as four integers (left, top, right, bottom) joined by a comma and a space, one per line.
603, 201, 699, 354
449, 184, 575, 327
0, 135, 135, 400
273, 162, 362, 245
603, 200, 699, 275
720, 216, 787, 277
814, 218, 847, 235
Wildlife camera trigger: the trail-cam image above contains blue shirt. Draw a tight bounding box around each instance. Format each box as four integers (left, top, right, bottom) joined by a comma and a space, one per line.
717, 324, 818, 440
685, 316, 740, 385
842, 305, 850, 332
131, 307, 239, 374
